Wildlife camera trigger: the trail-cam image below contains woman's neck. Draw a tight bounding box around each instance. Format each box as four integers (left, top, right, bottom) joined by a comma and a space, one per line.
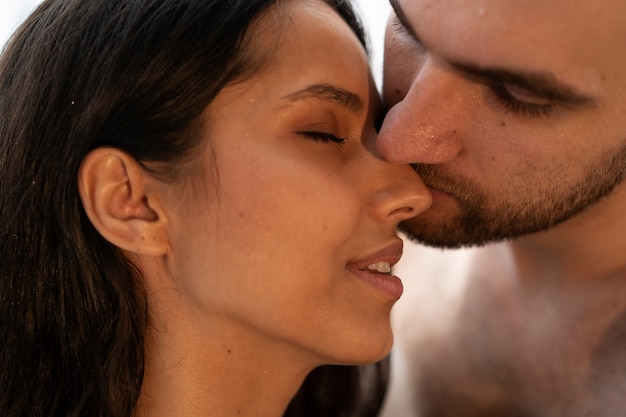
133, 295, 316, 417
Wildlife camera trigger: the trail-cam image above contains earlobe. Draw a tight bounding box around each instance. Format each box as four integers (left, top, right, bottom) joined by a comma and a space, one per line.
78, 147, 170, 256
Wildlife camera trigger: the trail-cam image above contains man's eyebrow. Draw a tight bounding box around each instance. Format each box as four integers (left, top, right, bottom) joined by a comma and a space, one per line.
388, 0, 596, 107
452, 62, 597, 106
285, 84, 365, 113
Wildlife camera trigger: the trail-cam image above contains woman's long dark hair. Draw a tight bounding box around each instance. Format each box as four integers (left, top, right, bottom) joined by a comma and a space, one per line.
286, 360, 390, 417
0, 0, 386, 416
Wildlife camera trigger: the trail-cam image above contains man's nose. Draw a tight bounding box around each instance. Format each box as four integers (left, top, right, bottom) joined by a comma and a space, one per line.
376, 61, 476, 165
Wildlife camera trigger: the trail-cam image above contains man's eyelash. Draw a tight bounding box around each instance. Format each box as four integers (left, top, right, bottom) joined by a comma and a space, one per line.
298, 131, 346, 144
392, 19, 409, 35
392, 13, 552, 119
392, 18, 427, 54
489, 82, 554, 118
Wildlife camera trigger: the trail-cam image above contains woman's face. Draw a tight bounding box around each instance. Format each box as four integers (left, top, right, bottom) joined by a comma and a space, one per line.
162, 0, 431, 366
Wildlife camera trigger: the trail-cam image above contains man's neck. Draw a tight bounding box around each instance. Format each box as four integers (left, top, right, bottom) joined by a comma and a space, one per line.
511, 183, 626, 284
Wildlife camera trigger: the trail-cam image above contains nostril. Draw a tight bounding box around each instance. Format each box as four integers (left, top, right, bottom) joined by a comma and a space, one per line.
392, 206, 416, 217
390, 190, 432, 222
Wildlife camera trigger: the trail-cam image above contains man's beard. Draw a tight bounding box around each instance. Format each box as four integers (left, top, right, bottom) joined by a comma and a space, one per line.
400, 144, 626, 249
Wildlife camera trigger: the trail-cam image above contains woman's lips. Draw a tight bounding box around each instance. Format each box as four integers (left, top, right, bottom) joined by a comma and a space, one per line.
348, 268, 404, 299
347, 240, 404, 299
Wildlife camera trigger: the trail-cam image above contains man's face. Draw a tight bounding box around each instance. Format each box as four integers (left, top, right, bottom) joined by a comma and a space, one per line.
377, 0, 626, 248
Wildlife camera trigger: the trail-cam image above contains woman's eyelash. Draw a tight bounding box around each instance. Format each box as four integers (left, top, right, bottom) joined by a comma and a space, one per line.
489, 82, 553, 118
298, 131, 346, 144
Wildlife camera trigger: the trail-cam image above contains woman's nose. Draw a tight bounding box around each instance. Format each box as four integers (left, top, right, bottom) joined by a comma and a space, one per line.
367, 152, 432, 226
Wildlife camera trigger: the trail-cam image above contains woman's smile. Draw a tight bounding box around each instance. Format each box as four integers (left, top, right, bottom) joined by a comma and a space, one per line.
347, 239, 405, 299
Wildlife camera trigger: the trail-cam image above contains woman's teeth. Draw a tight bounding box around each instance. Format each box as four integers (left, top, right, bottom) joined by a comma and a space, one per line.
366, 262, 391, 274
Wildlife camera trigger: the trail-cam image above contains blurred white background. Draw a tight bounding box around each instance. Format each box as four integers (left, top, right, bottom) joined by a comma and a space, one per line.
0, 0, 40, 47
0, 0, 391, 85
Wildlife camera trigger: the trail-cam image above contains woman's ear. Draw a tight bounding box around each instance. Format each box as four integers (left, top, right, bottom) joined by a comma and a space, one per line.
78, 147, 170, 256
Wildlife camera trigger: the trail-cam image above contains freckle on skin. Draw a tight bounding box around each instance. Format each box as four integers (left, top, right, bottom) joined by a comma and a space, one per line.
501, 122, 506, 127
395, 89, 401, 95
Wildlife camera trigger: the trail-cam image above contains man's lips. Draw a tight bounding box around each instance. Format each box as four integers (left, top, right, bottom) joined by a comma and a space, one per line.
430, 187, 452, 200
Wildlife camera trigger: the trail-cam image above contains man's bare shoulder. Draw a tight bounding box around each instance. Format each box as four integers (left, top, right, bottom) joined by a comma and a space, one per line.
384, 238, 626, 417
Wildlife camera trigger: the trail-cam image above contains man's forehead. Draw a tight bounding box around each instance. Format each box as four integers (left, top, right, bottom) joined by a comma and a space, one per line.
399, 0, 626, 37
394, 0, 626, 92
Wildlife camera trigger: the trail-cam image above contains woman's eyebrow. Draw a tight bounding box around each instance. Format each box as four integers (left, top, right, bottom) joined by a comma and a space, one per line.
285, 84, 365, 113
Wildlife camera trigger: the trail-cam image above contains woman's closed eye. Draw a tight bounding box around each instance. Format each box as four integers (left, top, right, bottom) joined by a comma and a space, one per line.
298, 131, 346, 144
